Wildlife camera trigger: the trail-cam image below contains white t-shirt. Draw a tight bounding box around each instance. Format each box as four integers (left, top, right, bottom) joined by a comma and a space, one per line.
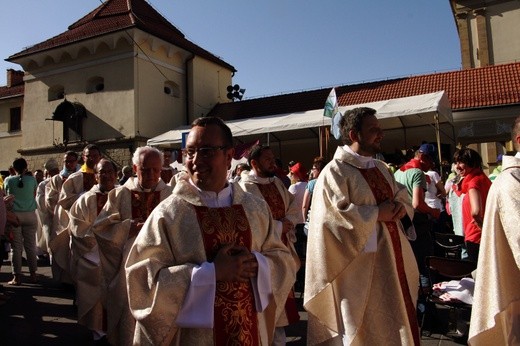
425, 170, 444, 211
288, 181, 308, 224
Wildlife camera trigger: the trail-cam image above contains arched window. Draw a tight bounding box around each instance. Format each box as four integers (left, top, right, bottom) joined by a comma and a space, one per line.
48, 85, 65, 101
86, 76, 105, 94
163, 81, 180, 98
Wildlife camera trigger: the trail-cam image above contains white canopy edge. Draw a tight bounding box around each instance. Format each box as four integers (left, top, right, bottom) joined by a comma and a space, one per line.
147, 91, 452, 146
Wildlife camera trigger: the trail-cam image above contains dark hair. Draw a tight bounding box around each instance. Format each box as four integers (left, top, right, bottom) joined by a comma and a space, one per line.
248, 144, 271, 167
95, 159, 118, 174
453, 148, 483, 169
83, 144, 101, 155
313, 156, 327, 171
339, 107, 377, 145
65, 150, 79, 160
191, 117, 233, 148
12, 157, 28, 174
512, 115, 520, 152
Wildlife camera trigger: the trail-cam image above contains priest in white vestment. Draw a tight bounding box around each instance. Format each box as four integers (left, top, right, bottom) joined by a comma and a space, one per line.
46, 151, 79, 283
126, 117, 296, 345
68, 159, 118, 343
93, 146, 172, 346
469, 116, 520, 345
304, 107, 420, 345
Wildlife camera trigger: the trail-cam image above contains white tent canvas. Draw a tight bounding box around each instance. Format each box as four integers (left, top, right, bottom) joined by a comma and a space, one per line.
147, 91, 452, 146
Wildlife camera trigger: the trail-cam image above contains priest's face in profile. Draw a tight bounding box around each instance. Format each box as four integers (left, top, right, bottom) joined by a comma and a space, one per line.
185, 124, 234, 193
355, 115, 384, 157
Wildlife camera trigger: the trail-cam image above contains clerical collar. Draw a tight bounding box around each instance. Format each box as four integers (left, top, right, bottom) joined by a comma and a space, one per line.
137, 183, 156, 193
248, 170, 276, 183
189, 179, 233, 208
342, 145, 375, 169
516, 152, 520, 159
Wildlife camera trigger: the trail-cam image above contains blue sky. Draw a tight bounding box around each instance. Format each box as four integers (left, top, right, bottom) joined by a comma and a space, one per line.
0, 0, 461, 98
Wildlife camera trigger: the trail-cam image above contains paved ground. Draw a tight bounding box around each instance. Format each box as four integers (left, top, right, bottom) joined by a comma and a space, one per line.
0, 258, 467, 345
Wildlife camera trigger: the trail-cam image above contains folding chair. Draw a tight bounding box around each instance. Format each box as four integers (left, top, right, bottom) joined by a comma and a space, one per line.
420, 256, 477, 338
434, 232, 465, 259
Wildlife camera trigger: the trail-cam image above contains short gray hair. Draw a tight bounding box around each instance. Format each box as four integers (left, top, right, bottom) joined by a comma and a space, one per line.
132, 146, 163, 166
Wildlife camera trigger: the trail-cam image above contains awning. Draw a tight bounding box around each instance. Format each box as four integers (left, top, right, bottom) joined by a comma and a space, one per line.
147, 91, 452, 146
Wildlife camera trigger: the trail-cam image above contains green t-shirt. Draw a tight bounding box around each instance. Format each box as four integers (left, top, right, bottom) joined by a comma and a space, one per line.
4, 174, 37, 212
394, 167, 426, 201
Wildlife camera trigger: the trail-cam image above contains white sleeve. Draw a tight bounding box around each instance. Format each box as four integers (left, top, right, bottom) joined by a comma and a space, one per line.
251, 251, 272, 312
175, 262, 216, 328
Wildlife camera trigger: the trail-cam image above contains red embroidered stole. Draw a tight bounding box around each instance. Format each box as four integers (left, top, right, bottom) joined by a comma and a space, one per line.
255, 182, 300, 324
95, 193, 109, 215
193, 205, 259, 346
358, 167, 420, 346
82, 172, 96, 192
130, 191, 161, 221
256, 183, 285, 221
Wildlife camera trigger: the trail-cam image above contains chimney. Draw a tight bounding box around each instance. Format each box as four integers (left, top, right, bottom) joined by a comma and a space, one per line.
7, 69, 24, 87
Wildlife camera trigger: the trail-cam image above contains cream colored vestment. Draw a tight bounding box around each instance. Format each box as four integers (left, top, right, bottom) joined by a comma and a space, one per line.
468, 155, 520, 345
304, 147, 419, 345
93, 177, 172, 346
125, 179, 297, 345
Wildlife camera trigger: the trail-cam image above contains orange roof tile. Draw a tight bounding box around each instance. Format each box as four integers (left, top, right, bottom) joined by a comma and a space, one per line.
7, 0, 235, 72
209, 62, 520, 120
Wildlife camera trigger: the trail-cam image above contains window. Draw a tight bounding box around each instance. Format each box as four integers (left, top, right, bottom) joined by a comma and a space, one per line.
9, 107, 21, 132
86, 76, 105, 94
164, 81, 180, 97
48, 85, 65, 101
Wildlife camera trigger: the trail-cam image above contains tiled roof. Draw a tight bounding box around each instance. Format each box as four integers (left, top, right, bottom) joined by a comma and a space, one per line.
208, 62, 520, 120
0, 84, 24, 100
7, 0, 235, 72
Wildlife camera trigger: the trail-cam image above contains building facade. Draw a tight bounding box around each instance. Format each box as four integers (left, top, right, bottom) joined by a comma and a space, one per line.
0, 0, 235, 170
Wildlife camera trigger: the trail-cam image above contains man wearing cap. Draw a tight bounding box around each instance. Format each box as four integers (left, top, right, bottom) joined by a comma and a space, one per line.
394, 144, 441, 289
35, 159, 60, 259
239, 144, 301, 344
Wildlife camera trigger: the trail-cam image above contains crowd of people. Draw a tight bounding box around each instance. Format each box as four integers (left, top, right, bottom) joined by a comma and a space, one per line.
0, 111, 518, 345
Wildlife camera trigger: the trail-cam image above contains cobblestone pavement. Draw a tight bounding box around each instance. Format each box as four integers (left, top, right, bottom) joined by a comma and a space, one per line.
1, 258, 465, 345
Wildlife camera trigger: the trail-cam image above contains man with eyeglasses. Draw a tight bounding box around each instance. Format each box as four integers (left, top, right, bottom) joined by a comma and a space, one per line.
92, 146, 172, 345
239, 144, 301, 345
125, 117, 296, 345
45, 150, 79, 283
68, 158, 118, 344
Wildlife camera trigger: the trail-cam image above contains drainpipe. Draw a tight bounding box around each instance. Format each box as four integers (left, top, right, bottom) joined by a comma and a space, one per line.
185, 53, 195, 125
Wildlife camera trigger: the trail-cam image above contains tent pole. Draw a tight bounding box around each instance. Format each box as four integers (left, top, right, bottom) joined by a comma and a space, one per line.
319, 127, 323, 157
434, 112, 443, 177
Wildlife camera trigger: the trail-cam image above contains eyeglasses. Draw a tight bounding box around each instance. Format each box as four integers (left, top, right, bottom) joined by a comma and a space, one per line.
182, 146, 227, 160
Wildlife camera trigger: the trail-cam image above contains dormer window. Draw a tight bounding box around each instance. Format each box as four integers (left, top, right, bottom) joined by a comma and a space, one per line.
164, 81, 180, 97
48, 85, 65, 101
87, 76, 105, 94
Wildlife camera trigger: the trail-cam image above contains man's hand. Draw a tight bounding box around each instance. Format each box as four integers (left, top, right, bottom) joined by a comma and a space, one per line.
378, 200, 398, 222
392, 201, 408, 221
214, 244, 258, 282
129, 218, 144, 238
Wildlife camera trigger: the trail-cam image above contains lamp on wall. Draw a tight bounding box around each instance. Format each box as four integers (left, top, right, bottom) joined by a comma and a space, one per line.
226, 84, 245, 101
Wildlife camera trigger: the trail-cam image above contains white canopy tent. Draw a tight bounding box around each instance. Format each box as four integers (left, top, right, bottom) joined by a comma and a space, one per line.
148, 91, 453, 162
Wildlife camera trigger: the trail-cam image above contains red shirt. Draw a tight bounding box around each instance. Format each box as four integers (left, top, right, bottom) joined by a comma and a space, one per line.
459, 170, 491, 243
